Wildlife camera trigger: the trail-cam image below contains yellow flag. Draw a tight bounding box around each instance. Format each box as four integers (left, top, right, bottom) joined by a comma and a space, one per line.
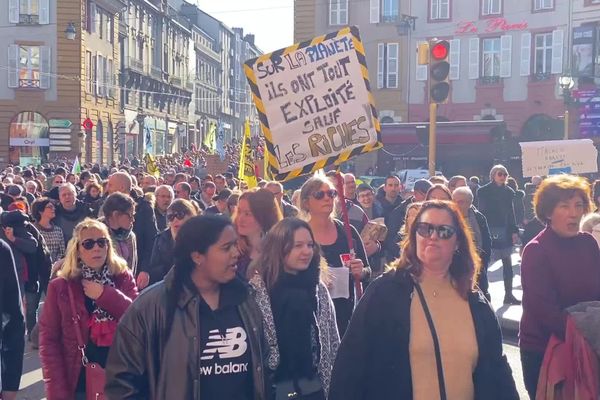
203, 123, 216, 153
145, 153, 160, 178
239, 119, 258, 188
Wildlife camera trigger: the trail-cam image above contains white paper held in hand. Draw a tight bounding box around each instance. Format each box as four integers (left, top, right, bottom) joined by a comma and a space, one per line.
329, 267, 350, 299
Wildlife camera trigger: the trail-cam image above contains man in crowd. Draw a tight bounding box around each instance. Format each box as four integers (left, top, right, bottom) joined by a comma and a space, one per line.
175, 182, 193, 201
205, 188, 232, 215
197, 181, 216, 210
356, 183, 384, 220
383, 179, 432, 261
154, 185, 174, 231
214, 174, 227, 193
343, 173, 358, 204
54, 183, 92, 244
379, 175, 404, 216
141, 174, 158, 191
266, 181, 298, 218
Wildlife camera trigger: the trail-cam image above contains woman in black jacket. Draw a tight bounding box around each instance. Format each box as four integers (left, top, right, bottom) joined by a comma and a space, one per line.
329, 201, 518, 400
476, 165, 520, 305
146, 199, 197, 284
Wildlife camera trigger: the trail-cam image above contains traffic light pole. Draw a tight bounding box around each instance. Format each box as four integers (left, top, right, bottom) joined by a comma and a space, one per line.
428, 102, 437, 176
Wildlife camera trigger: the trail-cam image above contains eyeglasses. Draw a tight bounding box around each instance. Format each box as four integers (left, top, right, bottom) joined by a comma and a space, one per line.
415, 222, 457, 240
497, 172, 508, 177
312, 189, 338, 200
167, 210, 188, 221
80, 238, 109, 250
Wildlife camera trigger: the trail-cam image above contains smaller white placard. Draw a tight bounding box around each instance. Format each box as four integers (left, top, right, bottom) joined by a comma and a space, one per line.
328, 267, 350, 300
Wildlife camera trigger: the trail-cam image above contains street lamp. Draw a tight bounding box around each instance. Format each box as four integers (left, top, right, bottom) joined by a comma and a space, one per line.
65, 23, 77, 40
559, 74, 575, 140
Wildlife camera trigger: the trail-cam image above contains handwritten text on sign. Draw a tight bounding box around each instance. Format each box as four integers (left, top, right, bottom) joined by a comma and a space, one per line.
519, 139, 598, 177
249, 31, 378, 174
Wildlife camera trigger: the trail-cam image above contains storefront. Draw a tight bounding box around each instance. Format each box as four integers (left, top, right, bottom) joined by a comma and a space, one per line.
9, 111, 50, 165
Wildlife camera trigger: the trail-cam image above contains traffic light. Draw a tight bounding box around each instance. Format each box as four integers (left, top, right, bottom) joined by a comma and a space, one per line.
429, 39, 450, 104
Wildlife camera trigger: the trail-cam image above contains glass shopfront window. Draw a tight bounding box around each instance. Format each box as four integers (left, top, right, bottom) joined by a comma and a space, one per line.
9, 111, 49, 165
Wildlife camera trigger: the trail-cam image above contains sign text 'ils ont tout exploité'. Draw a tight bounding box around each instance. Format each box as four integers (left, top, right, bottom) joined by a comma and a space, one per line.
244, 26, 382, 181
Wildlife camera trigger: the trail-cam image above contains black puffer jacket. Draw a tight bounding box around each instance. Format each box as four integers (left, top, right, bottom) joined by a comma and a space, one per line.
131, 191, 158, 276
329, 268, 519, 400
476, 182, 517, 248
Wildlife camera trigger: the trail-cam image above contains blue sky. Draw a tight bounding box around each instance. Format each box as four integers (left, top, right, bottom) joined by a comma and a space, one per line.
195, 0, 294, 54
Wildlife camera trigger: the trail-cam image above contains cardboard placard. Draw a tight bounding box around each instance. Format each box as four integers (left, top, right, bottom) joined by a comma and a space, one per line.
519, 139, 598, 177
244, 26, 382, 182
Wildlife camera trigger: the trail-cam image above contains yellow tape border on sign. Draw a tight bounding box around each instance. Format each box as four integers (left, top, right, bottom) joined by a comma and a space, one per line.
244, 25, 382, 182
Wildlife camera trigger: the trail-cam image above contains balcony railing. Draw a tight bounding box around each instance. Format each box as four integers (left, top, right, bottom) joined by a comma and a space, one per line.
170, 76, 182, 87
185, 80, 194, 91
150, 65, 162, 79
479, 76, 501, 85
19, 79, 40, 88
532, 72, 552, 82
19, 14, 39, 25
128, 57, 144, 73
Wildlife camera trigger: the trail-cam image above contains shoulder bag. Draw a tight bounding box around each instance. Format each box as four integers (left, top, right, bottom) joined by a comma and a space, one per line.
414, 282, 447, 400
67, 284, 106, 400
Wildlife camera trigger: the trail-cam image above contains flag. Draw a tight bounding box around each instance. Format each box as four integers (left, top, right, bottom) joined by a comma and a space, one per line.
144, 125, 153, 153
203, 122, 216, 153
263, 144, 271, 180
145, 153, 160, 178
216, 120, 225, 160
239, 119, 258, 188
71, 156, 81, 174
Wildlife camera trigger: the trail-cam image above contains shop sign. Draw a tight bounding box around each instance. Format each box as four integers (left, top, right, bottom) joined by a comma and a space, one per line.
455, 18, 528, 35
49, 119, 73, 129
9, 138, 50, 147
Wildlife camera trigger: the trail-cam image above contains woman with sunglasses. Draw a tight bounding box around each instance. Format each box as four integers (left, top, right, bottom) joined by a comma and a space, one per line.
329, 200, 518, 400
300, 175, 370, 336
101, 193, 138, 273
234, 188, 283, 280
248, 218, 340, 400
106, 215, 269, 399
476, 164, 520, 305
148, 199, 198, 285
39, 218, 138, 400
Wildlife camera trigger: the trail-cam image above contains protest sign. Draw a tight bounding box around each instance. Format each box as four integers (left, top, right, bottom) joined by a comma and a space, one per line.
244, 26, 382, 181
519, 139, 598, 177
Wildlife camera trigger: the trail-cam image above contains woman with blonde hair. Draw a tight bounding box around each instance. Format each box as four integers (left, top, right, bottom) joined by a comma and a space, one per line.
300, 175, 370, 336
330, 200, 517, 400
233, 188, 283, 279
39, 218, 138, 400
249, 218, 339, 399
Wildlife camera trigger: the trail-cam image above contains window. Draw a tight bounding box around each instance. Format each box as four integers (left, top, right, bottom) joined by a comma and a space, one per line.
377, 43, 399, 89
382, 0, 398, 22
431, 0, 450, 20
482, 38, 501, 77
329, 0, 348, 26
481, 0, 501, 15
534, 0, 553, 10
534, 33, 552, 75
18, 46, 40, 88
9, 0, 48, 24
19, 0, 38, 23
85, 51, 93, 93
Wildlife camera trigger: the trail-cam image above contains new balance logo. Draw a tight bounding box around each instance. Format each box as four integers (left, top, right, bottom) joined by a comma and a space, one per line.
201, 327, 248, 361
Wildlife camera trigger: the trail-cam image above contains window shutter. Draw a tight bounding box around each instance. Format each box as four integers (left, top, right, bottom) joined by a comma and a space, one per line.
39, 0, 50, 24
551, 29, 564, 74
387, 43, 398, 88
108, 59, 114, 98
468, 37, 479, 79
89, 3, 97, 33
416, 41, 428, 81
431, 0, 438, 20
103, 57, 108, 97
40, 46, 51, 89
377, 43, 384, 88
519, 32, 531, 76
8, 45, 19, 88
370, 0, 380, 23
329, 0, 337, 25
95, 53, 102, 95
500, 35, 512, 78
9, 0, 19, 24
449, 39, 460, 80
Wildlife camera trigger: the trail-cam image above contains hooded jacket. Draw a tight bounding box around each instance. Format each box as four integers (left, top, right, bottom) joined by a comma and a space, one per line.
131, 190, 158, 276
104, 269, 269, 400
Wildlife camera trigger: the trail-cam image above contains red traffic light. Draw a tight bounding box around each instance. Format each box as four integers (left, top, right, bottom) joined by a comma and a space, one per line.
431, 41, 449, 60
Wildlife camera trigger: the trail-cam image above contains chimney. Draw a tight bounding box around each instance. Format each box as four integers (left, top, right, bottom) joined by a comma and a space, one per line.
245, 34, 255, 46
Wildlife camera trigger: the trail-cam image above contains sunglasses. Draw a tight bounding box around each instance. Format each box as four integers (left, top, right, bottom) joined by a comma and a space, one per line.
415, 222, 457, 240
497, 172, 508, 177
80, 238, 109, 250
312, 189, 338, 200
167, 210, 188, 221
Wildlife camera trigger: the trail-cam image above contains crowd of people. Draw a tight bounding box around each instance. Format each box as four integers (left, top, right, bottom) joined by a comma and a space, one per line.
0, 160, 599, 400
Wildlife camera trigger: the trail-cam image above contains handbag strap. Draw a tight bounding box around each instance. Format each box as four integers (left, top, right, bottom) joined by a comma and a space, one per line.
414, 282, 447, 400
67, 283, 89, 366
